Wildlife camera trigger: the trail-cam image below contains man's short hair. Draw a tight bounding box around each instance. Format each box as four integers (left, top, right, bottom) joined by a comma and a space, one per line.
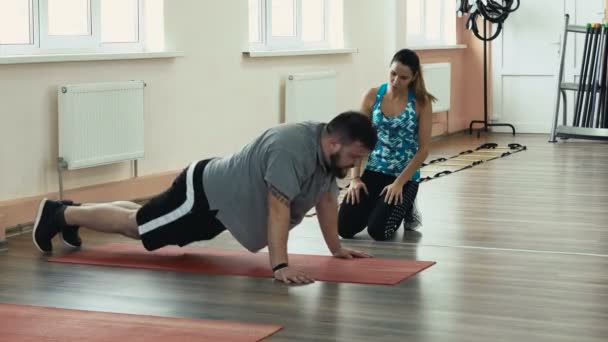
326, 111, 377, 150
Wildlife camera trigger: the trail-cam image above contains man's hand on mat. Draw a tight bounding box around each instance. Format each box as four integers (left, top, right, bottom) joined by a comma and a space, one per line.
333, 248, 372, 259
380, 181, 404, 205
274, 267, 315, 284
345, 178, 368, 204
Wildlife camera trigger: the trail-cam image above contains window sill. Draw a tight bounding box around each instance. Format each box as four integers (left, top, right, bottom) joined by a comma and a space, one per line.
243, 48, 358, 58
408, 44, 467, 51
0, 50, 184, 65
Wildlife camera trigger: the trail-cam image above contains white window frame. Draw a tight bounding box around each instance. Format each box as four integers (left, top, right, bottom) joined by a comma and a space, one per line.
249, 0, 266, 50
406, 0, 456, 47
0, 0, 145, 56
39, 0, 98, 50
0, 0, 40, 55
250, 0, 331, 51
99, 0, 145, 53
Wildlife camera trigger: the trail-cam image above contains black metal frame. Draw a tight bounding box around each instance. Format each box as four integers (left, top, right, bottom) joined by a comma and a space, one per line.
469, 18, 516, 137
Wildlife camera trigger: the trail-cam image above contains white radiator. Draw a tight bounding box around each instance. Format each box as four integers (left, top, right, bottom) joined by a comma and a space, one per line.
285, 70, 337, 123
58, 81, 145, 170
422, 63, 451, 113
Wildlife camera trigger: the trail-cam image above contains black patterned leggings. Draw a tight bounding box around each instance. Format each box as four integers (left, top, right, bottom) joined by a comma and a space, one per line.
338, 169, 419, 241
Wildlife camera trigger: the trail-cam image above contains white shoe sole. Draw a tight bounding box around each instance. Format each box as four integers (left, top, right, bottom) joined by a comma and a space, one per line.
62, 236, 80, 249
32, 198, 50, 253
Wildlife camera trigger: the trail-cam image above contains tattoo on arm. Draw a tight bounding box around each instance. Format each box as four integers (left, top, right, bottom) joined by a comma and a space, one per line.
268, 185, 290, 207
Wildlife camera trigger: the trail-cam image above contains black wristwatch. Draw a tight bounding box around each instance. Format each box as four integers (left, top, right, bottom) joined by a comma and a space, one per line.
272, 263, 288, 272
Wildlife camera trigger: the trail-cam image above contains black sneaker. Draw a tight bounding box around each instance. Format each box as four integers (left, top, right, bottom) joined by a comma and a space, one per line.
60, 200, 82, 248
32, 199, 66, 253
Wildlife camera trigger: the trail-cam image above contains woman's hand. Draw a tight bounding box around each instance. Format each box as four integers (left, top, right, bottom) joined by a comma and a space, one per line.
380, 181, 405, 205
345, 177, 369, 204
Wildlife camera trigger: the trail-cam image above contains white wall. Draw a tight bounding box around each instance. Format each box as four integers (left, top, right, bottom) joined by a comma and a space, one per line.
0, 0, 396, 201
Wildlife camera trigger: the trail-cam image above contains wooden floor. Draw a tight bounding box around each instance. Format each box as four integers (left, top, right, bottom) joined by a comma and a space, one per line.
1, 133, 607, 341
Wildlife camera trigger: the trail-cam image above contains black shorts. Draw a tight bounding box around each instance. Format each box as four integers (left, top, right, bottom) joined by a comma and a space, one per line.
136, 159, 226, 251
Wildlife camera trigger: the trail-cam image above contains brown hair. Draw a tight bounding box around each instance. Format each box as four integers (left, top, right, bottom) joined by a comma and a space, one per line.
391, 49, 437, 107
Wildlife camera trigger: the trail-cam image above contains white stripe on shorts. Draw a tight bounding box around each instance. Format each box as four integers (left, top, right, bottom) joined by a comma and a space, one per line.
138, 161, 198, 235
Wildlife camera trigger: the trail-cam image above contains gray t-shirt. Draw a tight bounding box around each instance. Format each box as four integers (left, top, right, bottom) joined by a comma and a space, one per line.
202, 121, 339, 252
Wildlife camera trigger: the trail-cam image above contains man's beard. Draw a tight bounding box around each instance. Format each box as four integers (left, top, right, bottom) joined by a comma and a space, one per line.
329, 153, 348, 179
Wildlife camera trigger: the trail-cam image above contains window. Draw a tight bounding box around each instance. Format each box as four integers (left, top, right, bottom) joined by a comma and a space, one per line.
0, 0, 34, 46
249, 0, 343, 50
0, 0, 146, 56
406, 0, 456, 47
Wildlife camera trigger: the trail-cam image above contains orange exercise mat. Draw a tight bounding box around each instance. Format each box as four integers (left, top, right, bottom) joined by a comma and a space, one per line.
0, 303, 282, 342
49, 243, 435, 285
